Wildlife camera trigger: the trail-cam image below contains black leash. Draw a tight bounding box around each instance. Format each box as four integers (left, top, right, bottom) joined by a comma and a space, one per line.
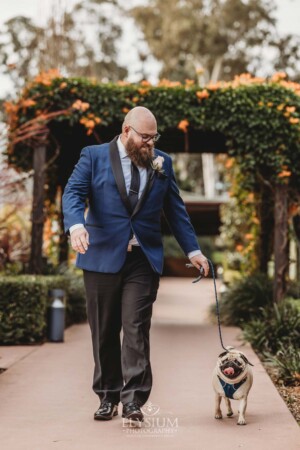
186, 258, 228, 352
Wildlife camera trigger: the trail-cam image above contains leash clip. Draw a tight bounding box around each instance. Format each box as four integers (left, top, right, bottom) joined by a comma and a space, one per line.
185, 263, 205, 283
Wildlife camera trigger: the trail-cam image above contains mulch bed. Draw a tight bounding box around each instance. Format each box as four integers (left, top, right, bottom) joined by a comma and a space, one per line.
258, 357, 300, 425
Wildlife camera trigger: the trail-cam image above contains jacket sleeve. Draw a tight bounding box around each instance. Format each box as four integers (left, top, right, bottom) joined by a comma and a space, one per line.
62, 147, 92, 234
162, 158, 200, 256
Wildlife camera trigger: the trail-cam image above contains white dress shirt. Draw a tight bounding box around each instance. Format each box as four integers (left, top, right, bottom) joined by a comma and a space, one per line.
69, 136, 201, 259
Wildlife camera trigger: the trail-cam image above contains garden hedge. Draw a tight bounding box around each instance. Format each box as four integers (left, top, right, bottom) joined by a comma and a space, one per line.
0, 274, 86, 344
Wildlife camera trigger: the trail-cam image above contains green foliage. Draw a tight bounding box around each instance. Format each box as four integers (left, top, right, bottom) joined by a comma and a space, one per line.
0, 274, 86, 344
6, 76, 300, 195
265, 343, 300, 384
58, 267, 87, 326
242, 300, 300, 354
214, 272, 273, 326
163, 235, 216, 258
213, 273, 300, 384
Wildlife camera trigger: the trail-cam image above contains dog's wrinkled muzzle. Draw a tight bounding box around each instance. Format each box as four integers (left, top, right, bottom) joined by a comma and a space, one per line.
220, 360, 243, 379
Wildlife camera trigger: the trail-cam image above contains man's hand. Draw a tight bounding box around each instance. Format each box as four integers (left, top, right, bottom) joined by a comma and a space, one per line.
189, 253, 209, 276
70, 227, 89, 254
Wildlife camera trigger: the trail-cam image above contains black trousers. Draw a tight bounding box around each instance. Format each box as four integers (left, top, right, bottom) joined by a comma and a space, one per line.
83, 246, 160, 406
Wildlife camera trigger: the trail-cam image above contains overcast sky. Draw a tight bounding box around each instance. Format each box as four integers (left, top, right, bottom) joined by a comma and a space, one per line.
0, 0, 299, 96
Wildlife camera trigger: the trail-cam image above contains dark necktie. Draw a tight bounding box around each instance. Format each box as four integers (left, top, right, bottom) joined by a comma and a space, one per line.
129, 162, 140, 213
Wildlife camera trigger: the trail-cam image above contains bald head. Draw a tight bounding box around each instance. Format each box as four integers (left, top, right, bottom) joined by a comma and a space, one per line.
120, 106, 158, 168
122, 106, 157, 132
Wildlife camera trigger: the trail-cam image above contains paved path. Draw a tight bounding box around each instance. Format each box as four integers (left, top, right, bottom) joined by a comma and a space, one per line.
0, 277, 299, 450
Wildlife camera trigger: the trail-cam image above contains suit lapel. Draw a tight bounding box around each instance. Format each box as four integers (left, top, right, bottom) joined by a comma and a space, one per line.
109, 136, 132, 215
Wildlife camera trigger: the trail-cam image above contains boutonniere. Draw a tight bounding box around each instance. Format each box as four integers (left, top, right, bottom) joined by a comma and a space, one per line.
151, 156, 165, 174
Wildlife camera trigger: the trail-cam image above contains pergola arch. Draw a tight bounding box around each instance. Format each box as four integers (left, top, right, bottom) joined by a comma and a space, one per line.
4, 70, 300, 301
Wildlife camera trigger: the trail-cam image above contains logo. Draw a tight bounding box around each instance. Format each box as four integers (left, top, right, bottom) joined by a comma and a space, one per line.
141, 401, 160, 416
122, 401, 179, 438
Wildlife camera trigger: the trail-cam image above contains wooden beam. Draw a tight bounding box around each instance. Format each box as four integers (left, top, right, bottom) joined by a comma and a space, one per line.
273, 183, 289, 302
29, 145, 46, 274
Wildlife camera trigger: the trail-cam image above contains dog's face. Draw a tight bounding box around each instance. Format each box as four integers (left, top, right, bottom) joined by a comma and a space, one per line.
218, 351, 250, 380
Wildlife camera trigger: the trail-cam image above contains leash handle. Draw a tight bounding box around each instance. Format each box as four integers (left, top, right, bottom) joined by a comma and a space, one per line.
186, 259, 228, 352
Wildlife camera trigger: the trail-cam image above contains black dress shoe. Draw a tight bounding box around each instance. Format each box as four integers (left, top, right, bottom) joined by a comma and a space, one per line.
94, 402, 118, 420
122, 402, 144, 422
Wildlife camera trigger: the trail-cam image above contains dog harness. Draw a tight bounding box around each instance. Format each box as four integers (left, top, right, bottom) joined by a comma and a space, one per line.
217, 375, 247, 399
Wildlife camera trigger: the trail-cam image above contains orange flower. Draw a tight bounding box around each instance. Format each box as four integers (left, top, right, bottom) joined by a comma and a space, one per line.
207, 82, 221, 91
258, 101, 264, 106
140, 80, 151, 87
225, 158, 234, 169
247, 193, 254, 202
271, 72, 287, 82
132, 96, 139, 103
72, 100, 90, 112
22, 99, 36, 108
277, 104, 285, 111
267, 102, 273, 107
138, 88, 148, 95
278, 170, 292, 178
286, 106, 296, 113
117, 80, 131, 86
236, 244, 243, 252
185, 79, 195, 86
60, 82, 67, 89
289, 204, 299, 216
80, 118, 95, 129
33, 69, 62, 85
245, 233, 254, 240
177, 119, 189, 133
289, 117, 299, 124
196, 89, 209, 100
3, 101, 18, 115
122, 107, 130, 114
157, 79, 182, 87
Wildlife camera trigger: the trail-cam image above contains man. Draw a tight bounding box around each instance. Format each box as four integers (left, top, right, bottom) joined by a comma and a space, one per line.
62, 106, 209, 423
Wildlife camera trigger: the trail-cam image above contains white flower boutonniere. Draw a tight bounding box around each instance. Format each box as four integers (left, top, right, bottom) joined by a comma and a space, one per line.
151, 155, 165, 174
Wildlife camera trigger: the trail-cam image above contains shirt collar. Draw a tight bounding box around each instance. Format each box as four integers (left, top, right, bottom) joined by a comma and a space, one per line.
117, 135, 128, 159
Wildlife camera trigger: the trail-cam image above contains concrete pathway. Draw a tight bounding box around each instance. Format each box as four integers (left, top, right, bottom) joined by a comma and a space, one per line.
0, 277, 299, 450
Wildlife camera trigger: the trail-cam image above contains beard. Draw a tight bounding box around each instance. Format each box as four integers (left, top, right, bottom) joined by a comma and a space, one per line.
125, 136, 154, 168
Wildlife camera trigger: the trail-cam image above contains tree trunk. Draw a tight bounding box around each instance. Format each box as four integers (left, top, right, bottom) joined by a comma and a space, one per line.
273, 183, 289, 302
29, 145, 46, 274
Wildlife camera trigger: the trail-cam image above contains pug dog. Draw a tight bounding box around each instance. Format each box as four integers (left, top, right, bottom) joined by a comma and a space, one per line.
212, 346, 253, 425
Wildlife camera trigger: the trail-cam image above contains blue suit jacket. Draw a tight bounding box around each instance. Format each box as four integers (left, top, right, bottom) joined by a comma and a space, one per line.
62, 136, 200, 274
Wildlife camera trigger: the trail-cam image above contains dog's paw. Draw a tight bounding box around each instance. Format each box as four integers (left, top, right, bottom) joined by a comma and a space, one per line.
237, 418, 246, 425
215, 412, 222, 419
227, 411, 234, 417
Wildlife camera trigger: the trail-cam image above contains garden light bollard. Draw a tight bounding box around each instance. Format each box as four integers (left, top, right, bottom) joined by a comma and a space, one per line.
47, 289, 66, 342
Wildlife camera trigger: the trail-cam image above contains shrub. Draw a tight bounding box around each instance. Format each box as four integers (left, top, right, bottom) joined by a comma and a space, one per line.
242, 300, 300, 354
0, 273, 87, 344
61, 269, 87, 326
211, 272, 273, 326
265, 343, 300, 385
0, 275, 67, 344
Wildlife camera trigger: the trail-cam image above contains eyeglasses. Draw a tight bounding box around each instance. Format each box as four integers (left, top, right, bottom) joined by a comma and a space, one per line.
128, 125, 161, 143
